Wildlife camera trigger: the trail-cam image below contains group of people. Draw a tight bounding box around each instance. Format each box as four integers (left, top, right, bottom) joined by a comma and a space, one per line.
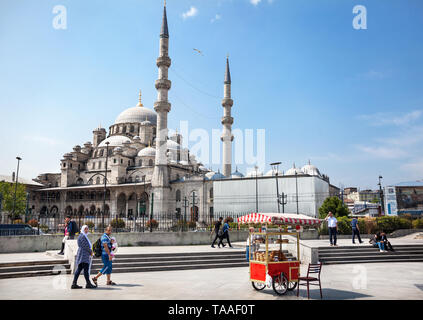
57, 216, 117, 289
324, 211, 394, 252
210, 217, 232, 248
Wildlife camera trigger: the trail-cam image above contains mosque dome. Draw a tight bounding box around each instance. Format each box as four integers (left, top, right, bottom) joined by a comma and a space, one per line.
265, 169, 283, 177
98, 135, 131, 148
205, 171, 225, 180
301, 161, 322, 177
198, 165, 208, 172
285, 164, 304, 176
167, 140, 180, 150
246, 170, 263, 178
115, 106, 157, 126
231, 169, 244, 179
137, 146, 156, 157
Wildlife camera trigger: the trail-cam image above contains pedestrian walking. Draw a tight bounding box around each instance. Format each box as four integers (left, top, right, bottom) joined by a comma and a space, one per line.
325, 212, 338, 246
351, 217, 363, 244
91, 226, 116, 286
210, 217, 224, 248
218, 218, 232, 248
71, 225, 96, 289
58, 215, 77, 255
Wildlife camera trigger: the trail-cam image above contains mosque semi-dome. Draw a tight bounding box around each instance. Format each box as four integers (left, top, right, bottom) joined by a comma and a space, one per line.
98, 135, 132, 148
138, 146, 156, 157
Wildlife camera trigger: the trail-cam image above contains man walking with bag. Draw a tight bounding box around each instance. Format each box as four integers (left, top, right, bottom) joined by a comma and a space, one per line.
211, 217, 223, 248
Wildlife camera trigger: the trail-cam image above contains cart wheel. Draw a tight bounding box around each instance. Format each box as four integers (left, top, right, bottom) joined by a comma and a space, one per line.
252, 281, 266, 291
272, 273, 288, 295
287, 281, 298, 291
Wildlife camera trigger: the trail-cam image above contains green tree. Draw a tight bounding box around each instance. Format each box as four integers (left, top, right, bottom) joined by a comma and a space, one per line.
0, 181, 27, 218
318, 196, 350, 219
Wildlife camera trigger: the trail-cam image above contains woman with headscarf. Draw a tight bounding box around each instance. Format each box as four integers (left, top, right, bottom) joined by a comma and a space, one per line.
71, 225, 96, 289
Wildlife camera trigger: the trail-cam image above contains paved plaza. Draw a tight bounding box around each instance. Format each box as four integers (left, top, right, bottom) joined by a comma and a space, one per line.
0, 261, 422, 300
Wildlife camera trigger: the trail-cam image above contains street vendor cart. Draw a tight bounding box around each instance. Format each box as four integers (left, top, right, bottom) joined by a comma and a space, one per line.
237, 212, 322, 295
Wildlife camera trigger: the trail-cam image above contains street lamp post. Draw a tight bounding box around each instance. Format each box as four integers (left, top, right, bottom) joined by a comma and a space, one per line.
102, 142, 110, 231
378, 175, 384, 216
254, 166, 259, 213
12, 156, 22, 218
295, 171, 299, 215
270, 162, 282, 213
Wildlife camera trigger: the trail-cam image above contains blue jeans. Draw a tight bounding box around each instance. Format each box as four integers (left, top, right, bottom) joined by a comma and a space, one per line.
100, 254, 112, 275
246, 246, 250, 262
329, 227, 337, 245
377, 242, 385, 251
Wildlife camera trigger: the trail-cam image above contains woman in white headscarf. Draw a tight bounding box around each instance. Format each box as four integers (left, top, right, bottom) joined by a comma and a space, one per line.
71, 225, 96, 289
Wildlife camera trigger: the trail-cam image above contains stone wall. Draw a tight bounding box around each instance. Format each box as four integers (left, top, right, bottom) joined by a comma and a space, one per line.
0, 231, 249, 253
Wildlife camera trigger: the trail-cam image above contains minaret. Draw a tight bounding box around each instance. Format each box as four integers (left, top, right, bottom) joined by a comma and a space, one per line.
151, 1, 172, 212
221, 56, 234, 177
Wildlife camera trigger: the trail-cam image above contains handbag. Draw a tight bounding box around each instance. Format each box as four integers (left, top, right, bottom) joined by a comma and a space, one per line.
218, 229, 223, 237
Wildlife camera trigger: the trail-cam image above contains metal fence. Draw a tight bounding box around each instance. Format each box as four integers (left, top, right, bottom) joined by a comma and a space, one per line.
0, 211, 253, 235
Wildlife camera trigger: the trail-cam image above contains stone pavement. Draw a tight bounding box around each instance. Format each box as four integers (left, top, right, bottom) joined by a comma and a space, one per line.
0, 262, 422, 300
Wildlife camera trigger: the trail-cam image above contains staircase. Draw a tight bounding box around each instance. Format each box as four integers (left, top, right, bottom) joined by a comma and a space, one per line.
0, 260, 71, 279
90, 250, 249, 274
318, 244, 423, 265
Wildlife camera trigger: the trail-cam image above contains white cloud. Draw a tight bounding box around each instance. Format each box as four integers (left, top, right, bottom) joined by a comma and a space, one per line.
211, 14, 222, 23
355, 145, 408, 159
250, 0, 262, 5
401, 160, 423, 176
358, 110, 423, 127
23, 135, 63, 146
182, 6, 198, 19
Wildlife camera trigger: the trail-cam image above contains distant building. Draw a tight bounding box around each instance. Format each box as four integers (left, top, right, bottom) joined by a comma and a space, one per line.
384, 181, 423, 217
346, 190, 381, 203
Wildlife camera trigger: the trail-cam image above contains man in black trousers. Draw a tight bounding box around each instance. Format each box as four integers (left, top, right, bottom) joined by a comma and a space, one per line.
58, 215, 78, 255
210, 217, 224, 248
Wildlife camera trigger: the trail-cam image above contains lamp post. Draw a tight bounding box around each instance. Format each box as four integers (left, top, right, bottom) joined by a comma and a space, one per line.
12, 156, 22, 218
102, 142, 110, 231
295, 171, 299, 215
254, 165, 259, 213
270, 162, 282, 213
378, 175, 384, 216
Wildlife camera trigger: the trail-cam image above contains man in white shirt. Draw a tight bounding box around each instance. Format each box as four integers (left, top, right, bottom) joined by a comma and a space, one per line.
325, 211, 338, 246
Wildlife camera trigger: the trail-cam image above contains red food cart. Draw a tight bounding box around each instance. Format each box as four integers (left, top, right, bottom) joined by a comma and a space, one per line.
237, 213, 322, 295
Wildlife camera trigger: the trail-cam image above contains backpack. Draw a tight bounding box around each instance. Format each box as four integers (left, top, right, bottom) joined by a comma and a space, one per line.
92, 238, 102, 257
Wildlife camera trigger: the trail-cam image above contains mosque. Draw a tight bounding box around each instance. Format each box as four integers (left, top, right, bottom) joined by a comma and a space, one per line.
30, 3, 337, 224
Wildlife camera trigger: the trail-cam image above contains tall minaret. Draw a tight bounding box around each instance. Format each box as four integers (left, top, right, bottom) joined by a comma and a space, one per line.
221, 56, 234, 177
152, 1, 171, 212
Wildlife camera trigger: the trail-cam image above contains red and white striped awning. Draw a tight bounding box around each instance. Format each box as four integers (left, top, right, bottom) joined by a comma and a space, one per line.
237, 213, 322, 226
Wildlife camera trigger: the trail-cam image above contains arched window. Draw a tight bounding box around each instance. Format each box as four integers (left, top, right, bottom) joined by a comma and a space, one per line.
123, 126, 127, 133
139, 160, 142, 167
148, 159, 153, 166
209, 188, 214, 199
130, 125, 134, 133
176, 190, 181, 202
94, 151, 97, 158
100, 149, 104, 157
96, 177, 100, 185
76, 178, 84, 185
98, 162, 102, 169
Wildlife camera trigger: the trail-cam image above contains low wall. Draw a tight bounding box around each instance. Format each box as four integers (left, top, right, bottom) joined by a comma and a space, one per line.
0, 231, 250, 254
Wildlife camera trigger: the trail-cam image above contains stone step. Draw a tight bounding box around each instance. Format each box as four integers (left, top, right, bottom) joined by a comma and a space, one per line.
0, 259, 69, 268
319, 250, 423, 258
92, 254, 246, 263
318, 245, 423, 252
321, 258, 423, 265
95, 251, 248, 259
0, 268, 72, 279
320, 254, 423, 262
0, 264, 71, 274
91, 258, 248, 269
90, 262, 249, 274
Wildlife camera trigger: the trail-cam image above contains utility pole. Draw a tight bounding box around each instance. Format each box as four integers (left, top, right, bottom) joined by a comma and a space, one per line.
190, 192, 199, 222
280, 192, 287, 213
254, 166, 259, 212
295, 171, 299, 215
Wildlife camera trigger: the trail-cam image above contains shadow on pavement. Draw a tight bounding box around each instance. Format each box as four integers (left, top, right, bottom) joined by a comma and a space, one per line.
298, 288, 373, 300
414, 284, 423, 291
114, 284, 143, 288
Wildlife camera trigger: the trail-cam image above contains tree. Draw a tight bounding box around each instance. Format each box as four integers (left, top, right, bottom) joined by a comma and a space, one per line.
318, 196, 350, 219
0, 181, 27, 218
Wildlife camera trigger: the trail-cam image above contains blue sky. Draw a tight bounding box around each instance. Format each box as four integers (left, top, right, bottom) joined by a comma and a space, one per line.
1, 0, 423, 190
